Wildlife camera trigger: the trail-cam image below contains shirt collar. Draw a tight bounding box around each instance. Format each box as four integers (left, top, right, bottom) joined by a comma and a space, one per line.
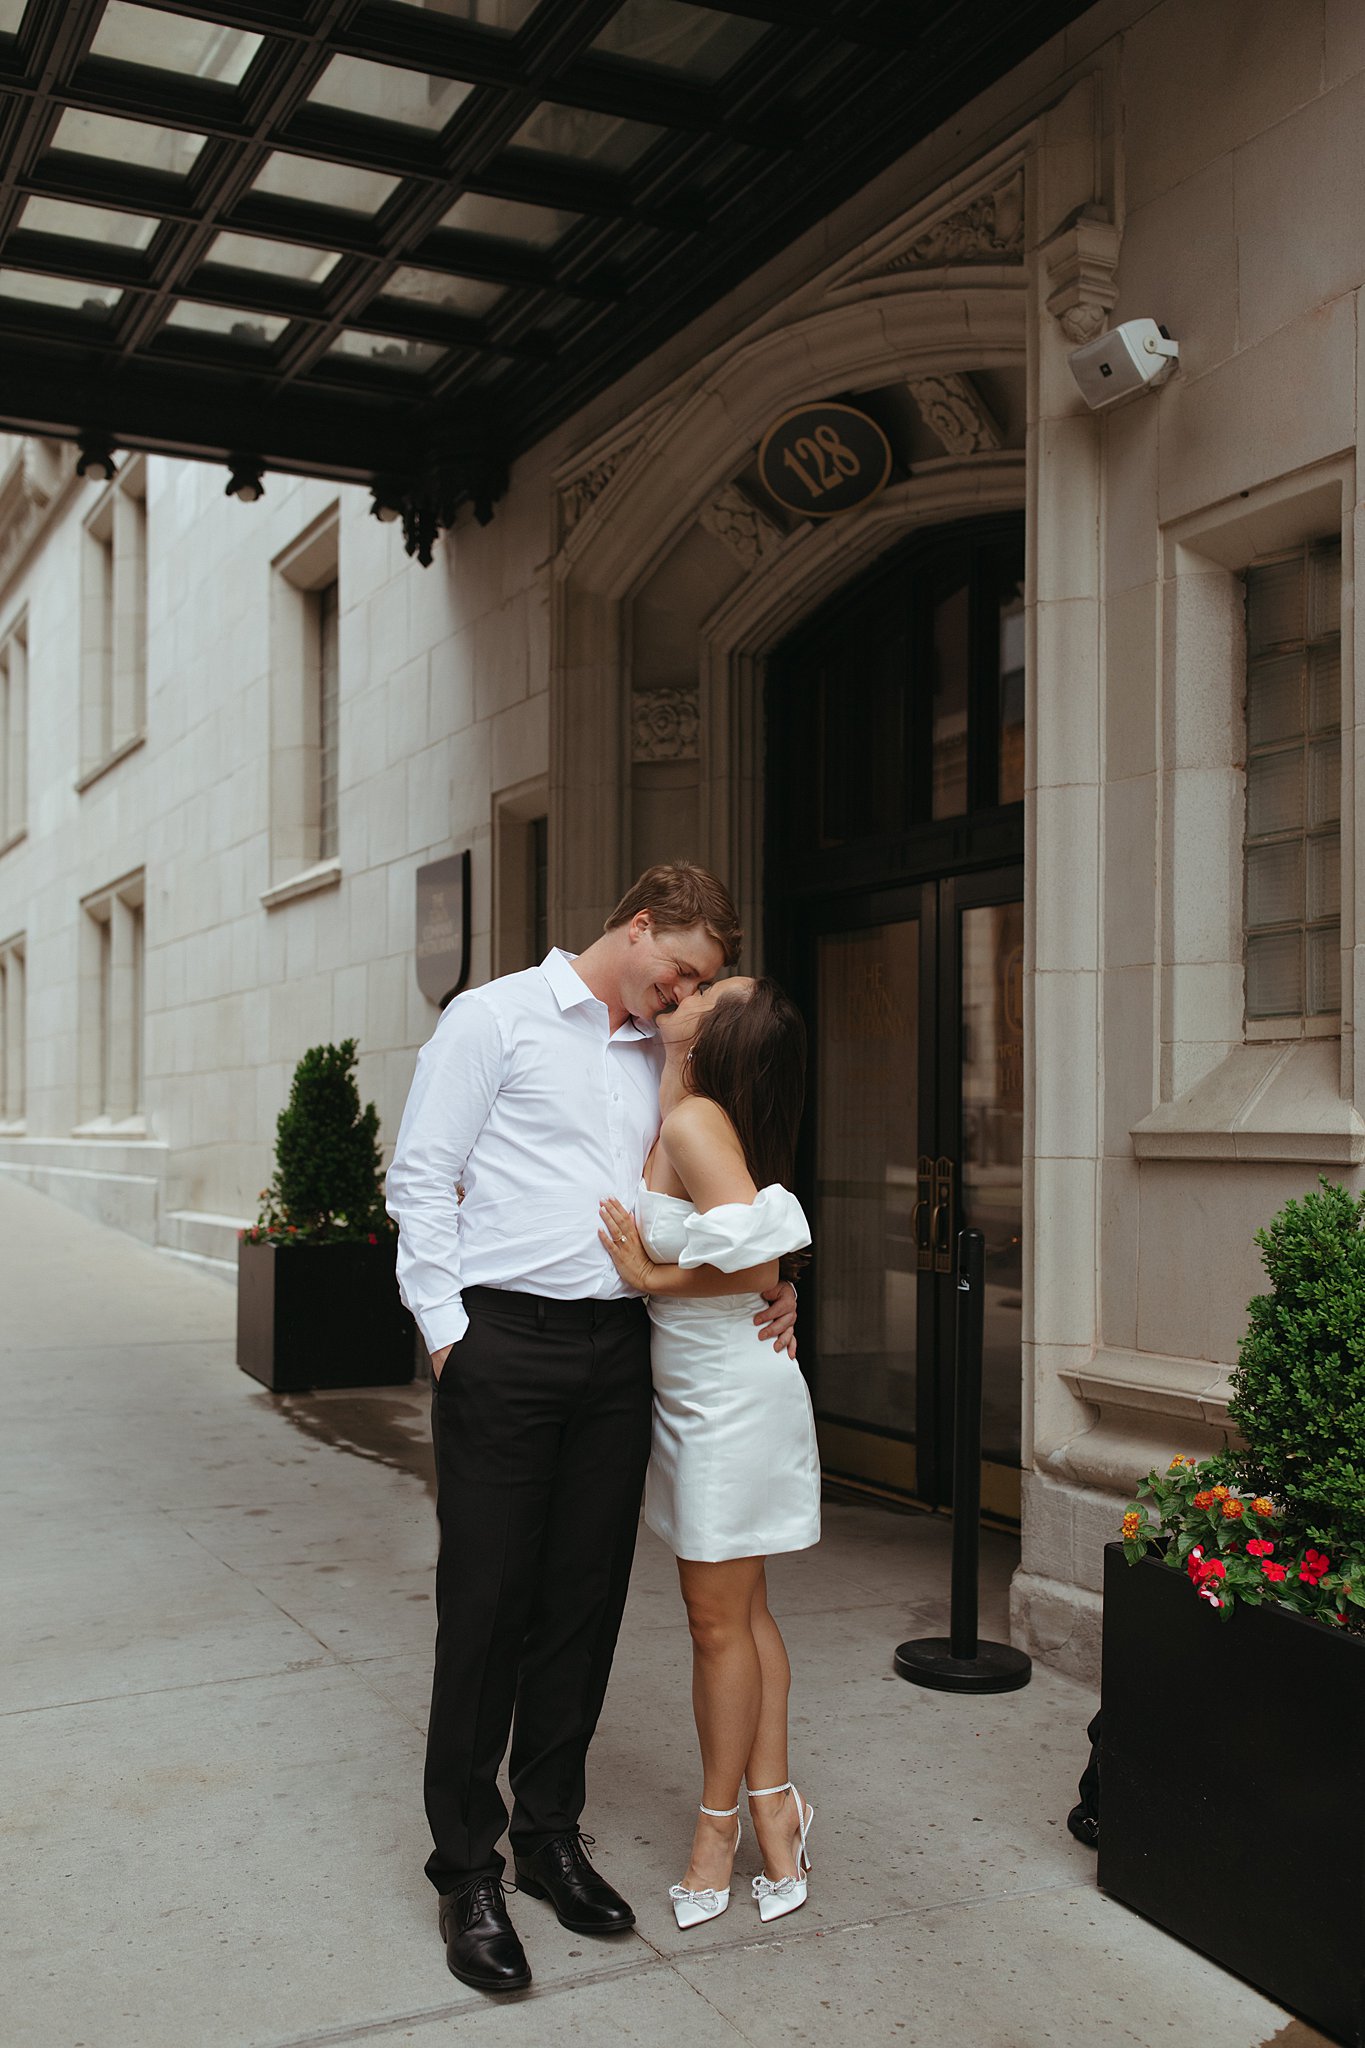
539, 948, 658, 1041
540, 947, 598, 1012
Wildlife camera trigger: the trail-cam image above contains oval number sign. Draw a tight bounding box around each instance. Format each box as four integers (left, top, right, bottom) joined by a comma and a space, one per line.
757, 401, 893, 520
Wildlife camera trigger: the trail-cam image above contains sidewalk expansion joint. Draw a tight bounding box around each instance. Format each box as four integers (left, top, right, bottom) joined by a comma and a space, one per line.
257, 1877, 1095, 2048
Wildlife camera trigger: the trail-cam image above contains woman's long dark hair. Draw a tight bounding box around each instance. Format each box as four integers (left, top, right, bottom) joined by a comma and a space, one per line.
686, 977, 807, 1191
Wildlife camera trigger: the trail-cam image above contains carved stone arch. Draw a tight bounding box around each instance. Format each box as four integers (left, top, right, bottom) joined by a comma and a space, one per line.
550, 263, 1029, 947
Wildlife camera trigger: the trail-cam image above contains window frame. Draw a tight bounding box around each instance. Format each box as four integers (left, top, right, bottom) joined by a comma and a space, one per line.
263, 504, 343, 906
1242, 538, 1342, 1032
0, 609, 28, 853
76, 455, 147, 790
0, 929, 25, 1129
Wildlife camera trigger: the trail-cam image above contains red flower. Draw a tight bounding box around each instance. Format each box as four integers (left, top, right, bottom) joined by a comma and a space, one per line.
1192, 1490, 1217, 1510
1187, 1553, 1227, 1589
1261, 1561, 1288, 1583
287, 1225, 298, 1234
1245, 1538, 1274, 1558
368, 1233, 378, 1244
1299, 1549, 1330, 1585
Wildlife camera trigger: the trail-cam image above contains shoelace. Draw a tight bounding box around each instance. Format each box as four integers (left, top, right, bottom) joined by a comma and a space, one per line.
449, 1872, 518, 1913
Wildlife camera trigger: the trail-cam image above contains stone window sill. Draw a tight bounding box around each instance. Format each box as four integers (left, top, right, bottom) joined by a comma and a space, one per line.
1131, 1037, 1365, 1164
0, 1119, 26, 1136
75, 733, 146, 793
71, 1115, 148, 1139
261, 858, 342, 911
0, 827, 26, 859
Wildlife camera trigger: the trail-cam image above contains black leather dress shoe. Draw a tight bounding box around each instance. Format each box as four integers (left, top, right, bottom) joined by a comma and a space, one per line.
438, 1875, 532, 1992
515, 1833, 636, 1934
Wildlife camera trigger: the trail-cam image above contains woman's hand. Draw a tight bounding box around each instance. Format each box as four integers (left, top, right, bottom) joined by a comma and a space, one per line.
598, 1198, 659, 1294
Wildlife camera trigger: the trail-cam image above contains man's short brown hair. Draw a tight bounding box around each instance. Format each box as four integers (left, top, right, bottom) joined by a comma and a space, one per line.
604, 862, 742, 967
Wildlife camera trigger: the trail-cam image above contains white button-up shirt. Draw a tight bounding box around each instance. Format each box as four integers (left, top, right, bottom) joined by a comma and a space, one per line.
385, 949, 663, 1352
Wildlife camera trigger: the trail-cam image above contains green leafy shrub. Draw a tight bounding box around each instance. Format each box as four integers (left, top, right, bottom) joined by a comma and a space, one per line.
1122, 1178, 1365, 1630
1229, 1177, 1365, 1548
243, 1040, 393, 1246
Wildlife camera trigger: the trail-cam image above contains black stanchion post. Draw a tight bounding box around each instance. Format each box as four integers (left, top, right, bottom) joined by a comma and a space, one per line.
895, 1227, 1032, 1694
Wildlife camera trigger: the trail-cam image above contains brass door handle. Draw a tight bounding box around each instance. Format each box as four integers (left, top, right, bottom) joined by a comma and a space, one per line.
931, 1156, 954, 1274
914, 1154, 934, 1270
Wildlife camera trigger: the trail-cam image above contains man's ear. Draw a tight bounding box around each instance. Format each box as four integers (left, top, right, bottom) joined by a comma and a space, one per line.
629, 910, 653, 942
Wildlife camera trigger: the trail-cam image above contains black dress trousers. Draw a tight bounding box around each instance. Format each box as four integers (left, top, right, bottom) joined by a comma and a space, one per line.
424, 1286, 653, 1891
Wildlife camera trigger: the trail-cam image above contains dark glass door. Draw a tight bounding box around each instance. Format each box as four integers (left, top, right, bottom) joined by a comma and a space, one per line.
795, 871, 1021, 1514
767, 515, 1025, 1517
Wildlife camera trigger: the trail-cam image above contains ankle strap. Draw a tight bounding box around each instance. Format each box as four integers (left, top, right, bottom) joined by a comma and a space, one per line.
747, 1781, 792, 1799
698, 1801, 740, 1818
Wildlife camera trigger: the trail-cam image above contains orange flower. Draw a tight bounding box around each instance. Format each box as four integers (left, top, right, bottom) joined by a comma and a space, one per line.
1121, 1511, 1141, 1540
1251, 1498, 1275, 1519
1193, 1490, 1216, 1510
1211, 1485, 1231, 1501
1221, 1497, 1245, 1521
1168, 1456, 1188, 1470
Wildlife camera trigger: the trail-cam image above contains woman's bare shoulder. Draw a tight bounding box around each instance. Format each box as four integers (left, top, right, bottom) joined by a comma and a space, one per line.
660, 1095, 748, 1184
660, 1094, 735, 1144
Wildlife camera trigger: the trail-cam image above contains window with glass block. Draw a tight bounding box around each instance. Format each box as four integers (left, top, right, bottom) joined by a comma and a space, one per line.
1243, 538, 1342, 1022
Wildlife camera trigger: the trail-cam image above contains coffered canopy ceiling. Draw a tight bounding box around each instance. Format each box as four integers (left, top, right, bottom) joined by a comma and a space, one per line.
0, 0, 1091, 556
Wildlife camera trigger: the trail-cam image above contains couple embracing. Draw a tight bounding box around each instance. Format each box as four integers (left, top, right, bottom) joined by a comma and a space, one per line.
386, 862, 820, 1993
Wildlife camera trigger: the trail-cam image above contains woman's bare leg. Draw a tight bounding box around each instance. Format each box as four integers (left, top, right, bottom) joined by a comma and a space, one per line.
676, 1554, 766, 1891
744, 1566, 804, 1881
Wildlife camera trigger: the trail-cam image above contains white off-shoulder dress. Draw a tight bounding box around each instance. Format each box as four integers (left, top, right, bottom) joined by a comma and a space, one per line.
637, 1180, 820, 1563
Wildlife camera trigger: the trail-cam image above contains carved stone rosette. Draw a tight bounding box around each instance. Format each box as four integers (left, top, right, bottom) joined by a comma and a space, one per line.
698, 482, 782, 571
905, 372, 1003, 456
632, 686, 700, 763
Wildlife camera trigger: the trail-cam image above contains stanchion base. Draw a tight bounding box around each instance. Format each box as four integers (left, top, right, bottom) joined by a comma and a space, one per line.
894, 1637, 1032, 1694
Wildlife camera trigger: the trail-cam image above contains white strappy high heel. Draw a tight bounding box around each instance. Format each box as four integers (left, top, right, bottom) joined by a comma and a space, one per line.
748, 1781, 814, 1923
669, 1802, 740, 1929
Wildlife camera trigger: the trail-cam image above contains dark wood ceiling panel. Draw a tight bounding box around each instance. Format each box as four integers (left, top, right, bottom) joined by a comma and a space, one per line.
0, 0, 1094, 560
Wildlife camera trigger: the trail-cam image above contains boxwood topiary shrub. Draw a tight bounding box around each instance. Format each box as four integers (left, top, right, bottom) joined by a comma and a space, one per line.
1230, 1176, 1365, 1553
246, 1039, 393, 1245
1122, 1176, 1365, 1628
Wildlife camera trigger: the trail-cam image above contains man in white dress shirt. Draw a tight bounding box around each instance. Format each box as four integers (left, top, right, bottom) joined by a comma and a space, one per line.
386, 863, 796, 1993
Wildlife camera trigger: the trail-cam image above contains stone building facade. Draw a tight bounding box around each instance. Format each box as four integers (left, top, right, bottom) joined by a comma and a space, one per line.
3, 0, 1363, 1680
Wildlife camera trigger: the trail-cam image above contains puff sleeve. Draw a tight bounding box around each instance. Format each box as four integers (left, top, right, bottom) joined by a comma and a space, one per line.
677, 1185, 812, 1272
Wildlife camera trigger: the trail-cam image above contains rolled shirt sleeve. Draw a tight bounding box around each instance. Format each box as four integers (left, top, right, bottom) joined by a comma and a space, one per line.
385, 993, 505, 1353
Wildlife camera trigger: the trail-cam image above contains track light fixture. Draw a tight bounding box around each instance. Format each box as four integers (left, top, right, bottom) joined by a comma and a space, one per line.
225, 457, 266, 503
76, 431, 119, 482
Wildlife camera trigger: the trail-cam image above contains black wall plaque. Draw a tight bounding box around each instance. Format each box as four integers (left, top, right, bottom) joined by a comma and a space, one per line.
756, 401, 893, 520
416, 850, 471, 1009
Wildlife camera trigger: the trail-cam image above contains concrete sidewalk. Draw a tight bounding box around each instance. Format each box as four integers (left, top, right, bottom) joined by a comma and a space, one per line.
2, 1176, 1320, 2048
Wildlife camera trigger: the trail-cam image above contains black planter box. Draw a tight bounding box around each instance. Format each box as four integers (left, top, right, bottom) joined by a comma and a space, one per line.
1099, 1543, 1365, 2046
237, 1236, 416, 1392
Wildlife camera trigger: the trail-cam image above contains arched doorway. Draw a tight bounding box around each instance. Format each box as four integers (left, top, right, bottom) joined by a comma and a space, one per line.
766, 514, 1025, 1518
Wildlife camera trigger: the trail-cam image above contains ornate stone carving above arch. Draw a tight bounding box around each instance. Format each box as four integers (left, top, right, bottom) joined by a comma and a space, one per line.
546, 84, 1074, 942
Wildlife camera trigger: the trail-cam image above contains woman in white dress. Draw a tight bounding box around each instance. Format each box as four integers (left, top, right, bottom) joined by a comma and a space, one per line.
598, 976, 819, 1929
